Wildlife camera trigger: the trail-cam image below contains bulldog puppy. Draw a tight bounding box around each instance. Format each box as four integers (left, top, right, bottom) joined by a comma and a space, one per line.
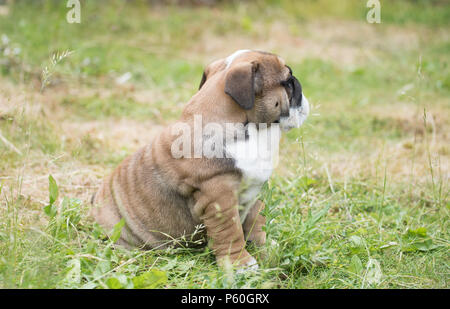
91, 50, 309, 271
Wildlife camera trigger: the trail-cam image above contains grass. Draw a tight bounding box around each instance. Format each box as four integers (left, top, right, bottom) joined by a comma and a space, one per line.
0, 0, 449, 288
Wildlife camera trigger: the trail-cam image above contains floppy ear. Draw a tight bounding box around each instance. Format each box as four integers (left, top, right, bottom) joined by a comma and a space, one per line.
224, 62, 260, 110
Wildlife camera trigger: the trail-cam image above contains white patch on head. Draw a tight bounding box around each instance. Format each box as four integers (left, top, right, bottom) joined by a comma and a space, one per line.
226, 124, 281, 222
280, 94, 310, 131
225, 49, 251, 69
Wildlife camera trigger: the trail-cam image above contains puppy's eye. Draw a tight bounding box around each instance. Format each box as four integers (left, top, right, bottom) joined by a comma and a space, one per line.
275, 102, 279, 107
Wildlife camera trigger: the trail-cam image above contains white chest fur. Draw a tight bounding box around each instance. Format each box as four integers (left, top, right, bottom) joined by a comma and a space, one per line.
226, 125, 281, 222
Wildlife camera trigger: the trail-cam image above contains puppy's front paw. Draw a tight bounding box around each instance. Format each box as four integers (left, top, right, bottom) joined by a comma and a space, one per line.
218, 251, 259, 273
235, 256, 259, 274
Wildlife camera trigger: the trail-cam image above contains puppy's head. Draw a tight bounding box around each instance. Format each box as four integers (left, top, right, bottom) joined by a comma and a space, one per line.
199, 50, 309, 131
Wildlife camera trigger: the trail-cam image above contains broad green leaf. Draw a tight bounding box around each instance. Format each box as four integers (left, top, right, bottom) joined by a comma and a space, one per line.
106, 277, 123, 289
410, 239, 440, 252
43, 204, 57, 218
406, 227, 427, 238
299, 176, 317, 189
402, 226, 440, 252
402, 239, 440, 252
132, 269, 167, 289
349, 255, 363, 274
110, 218, 125, 243
48, 175, 59, 205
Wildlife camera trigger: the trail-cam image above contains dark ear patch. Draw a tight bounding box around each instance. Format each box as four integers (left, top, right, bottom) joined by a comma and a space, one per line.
198, 71, 207, 90
224, 62, 258, 110
291, 75, 302, 107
